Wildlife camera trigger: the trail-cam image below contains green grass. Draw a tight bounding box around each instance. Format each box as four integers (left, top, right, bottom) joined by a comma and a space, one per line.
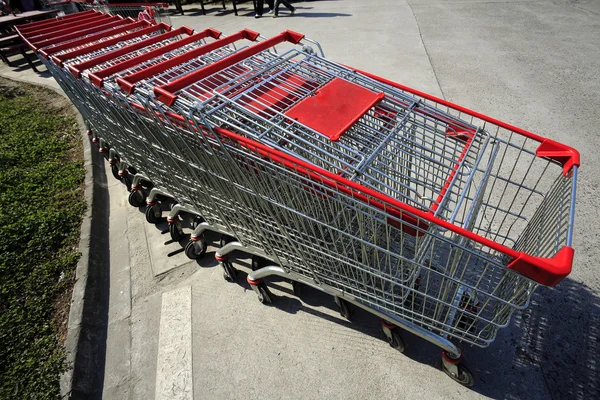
0, 79, 85, 399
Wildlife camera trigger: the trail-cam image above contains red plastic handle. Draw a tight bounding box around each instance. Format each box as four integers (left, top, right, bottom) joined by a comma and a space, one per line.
26, 13, 114, 39
154, 30, 305, 106
37, 20, 148, 58
116, 28, 255, 94
28, 14, 118, 42
90, 27, 221, 88
101, 2, 168, 7
67, 25, 190, 78
17, 10, 98, 33
31, 18, 134, 50
53, 22, 172, 66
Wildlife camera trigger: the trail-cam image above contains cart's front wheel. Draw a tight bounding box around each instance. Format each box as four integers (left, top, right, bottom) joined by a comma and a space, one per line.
128, 190, 145, 207
251, 255, 268, 271
291, 280, 302, 297
222, 261, 237, 282
110, 163, 120, 180
191, 216, 205, 229
442, 355, 474, 387
336, 297, 352, 320
145, 204, 162, 224
256, 282, 273, 304
386, 328, 405, 353
184, 239, 206, 260
169, 221, 184, 242
122, 173, 133, 192
219, 234, 236, 248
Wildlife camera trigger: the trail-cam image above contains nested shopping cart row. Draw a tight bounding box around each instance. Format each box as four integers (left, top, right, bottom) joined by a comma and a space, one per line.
17, 11, 578, 387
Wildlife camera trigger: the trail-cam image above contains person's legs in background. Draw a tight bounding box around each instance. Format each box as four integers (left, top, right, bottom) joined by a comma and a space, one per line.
255, 0, 264, 17
256, 0, 275, 18
273, 0, 295, 17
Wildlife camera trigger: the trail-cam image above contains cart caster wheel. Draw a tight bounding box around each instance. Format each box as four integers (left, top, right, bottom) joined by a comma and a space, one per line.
336, 297, 352, 320
191, 216, 205, 229
122, 173, 133, 191
145, 204, 162, 224
184, 239, 206, 260
222, 261, 237, 282
291, 280, 302, 297
169, 221, 184, 242
441, 352, 474, 387
386, 328, 405, 353
256, 282, 273, 304
219, 234, 236, 247
251, 255, 267, 271
128, 166, 137, 175
110, 163, 120, 180
128, 190, 145, 207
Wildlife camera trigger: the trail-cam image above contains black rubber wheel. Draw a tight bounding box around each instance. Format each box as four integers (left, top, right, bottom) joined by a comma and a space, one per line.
128, 190, 145, 207
191, 216, 205, 230
219, 234, 236, 248
145, 204, 161, 224
122, 173, 133, 192
222, 261, 237, 282
386, 328, 405, 353
442, 363, 474, 387
251, 255, 267, 271
128, 166, 138, 175
291, 280, 302, 297
338, 298, 352, 320
169, 221, 183, 242
110, 163, 120, 180
184, 239, 206, 260
257, 282, 273, 304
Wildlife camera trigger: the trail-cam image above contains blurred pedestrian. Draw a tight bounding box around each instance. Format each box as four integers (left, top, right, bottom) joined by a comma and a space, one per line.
272, 0, 295, 17
255, 0, 274, 18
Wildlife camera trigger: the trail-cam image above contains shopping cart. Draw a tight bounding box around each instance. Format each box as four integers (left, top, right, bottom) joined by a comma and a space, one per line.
16, 13, 579, 387
75, 1, 171, 25
17, 13, 300, 272
139, 32, 579, 386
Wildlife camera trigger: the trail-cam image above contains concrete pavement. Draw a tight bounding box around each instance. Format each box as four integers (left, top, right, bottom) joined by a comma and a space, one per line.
2, 0, 598, 398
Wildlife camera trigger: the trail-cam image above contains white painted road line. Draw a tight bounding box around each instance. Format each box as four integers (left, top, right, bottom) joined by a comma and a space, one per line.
155, 286, 193, 400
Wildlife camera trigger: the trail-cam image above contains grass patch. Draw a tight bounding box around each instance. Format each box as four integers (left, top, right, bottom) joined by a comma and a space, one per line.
0, 78, 85, 399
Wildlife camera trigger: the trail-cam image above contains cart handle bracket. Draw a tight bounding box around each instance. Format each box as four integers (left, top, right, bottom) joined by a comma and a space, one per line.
536, 139, 580, 176
507, 246, 574, 286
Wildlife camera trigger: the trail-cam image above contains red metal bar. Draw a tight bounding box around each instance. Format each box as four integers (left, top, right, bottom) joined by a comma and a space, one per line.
24, 13, 113, 38
30, 18, 135, 51
67, 26, 194, 78
17, 10, 99, 33
37, 20, 148, 58
101, 2, 168, 7
429, 136, 474, 214
89, 27, 221, 87
116, 28, 252, 94
52, 22, 171, 66
351, 66, 580, 174
28, 15, 120, 42
154, 30, 305, 106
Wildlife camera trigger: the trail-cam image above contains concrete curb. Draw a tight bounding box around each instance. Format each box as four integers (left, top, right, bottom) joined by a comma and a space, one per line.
60, 104, 95, 400
0, 73, 105, 399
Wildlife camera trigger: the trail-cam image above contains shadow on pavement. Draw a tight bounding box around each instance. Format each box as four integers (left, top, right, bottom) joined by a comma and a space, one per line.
469, 277, 599, 399
71, 138, 110, 400
228, 266, 599, 398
